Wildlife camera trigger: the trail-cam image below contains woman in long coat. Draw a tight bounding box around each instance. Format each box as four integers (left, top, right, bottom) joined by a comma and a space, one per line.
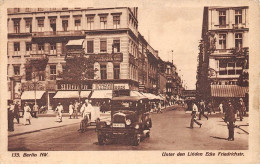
69, 102, 74, 119
23, 102, 32, 125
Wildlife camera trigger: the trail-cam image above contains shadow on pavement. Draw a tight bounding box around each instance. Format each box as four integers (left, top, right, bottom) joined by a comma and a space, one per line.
210, 136, 227, 140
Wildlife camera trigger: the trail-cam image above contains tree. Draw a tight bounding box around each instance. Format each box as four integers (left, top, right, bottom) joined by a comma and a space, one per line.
60, 53, 95, 101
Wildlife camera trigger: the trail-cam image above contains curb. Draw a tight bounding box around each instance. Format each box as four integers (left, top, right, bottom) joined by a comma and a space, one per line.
8, 122, 80, 137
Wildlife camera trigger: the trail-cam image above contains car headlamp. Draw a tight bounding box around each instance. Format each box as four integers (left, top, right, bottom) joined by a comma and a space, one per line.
126, 119, 131, 125
135, 124, 140, 129
105, 121, 111, 126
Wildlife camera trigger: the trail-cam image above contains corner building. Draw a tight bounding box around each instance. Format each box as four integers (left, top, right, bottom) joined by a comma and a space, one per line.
197, 6, 249, 107
7, 7, 161, 110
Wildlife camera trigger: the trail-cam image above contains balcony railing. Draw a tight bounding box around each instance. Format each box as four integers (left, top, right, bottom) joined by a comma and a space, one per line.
32, 30, 85, 37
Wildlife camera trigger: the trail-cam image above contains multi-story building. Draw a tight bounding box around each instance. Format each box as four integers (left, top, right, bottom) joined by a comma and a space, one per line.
7, 7, 168, 110
196, 6, 249, 106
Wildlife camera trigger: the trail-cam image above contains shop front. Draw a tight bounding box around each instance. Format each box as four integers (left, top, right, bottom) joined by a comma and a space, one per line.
53, 81, 92, 112
210, 85, 249, 111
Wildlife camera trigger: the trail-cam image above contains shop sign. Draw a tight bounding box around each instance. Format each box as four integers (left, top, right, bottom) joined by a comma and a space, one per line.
14, 81, 22, 99
58, 83, 89, 90
22, 82, 45, 91
93, 83, 113, 90
114, 83, 129, 90
93, 53, 123, 62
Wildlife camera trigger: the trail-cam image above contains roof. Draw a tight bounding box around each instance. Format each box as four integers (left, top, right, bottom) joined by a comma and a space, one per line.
211, 85, 248, 97
112, 96, 148, 101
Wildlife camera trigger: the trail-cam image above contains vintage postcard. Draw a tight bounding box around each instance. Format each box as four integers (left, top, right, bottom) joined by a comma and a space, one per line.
0, 0, 259, 164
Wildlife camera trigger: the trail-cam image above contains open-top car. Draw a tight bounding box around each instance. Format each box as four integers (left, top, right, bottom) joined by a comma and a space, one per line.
96, 96, 152, 146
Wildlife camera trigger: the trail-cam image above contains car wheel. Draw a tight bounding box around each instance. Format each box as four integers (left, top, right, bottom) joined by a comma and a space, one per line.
146, 131, 150, 138
133, 134, 141, 146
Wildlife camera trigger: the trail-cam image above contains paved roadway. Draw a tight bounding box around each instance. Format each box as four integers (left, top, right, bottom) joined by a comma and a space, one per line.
8, 106, 248, 151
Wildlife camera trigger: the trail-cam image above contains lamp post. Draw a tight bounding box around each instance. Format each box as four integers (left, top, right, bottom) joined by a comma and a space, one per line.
32, 72, 37, 107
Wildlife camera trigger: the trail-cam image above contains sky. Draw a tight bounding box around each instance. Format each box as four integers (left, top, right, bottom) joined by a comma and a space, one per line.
138, 4, 204, 90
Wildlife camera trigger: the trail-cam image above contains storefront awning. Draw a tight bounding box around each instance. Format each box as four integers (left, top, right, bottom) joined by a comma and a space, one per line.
21, 91, 45, 100
211, 85, 248, 97
130, 91, 146, 98
53, 91, 91, 99
141, 93, 160, 100
66, 39, 84, 46
90, 90, 113, 99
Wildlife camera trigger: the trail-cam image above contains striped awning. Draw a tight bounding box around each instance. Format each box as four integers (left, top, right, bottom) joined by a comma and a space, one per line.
211, 85, 248, 97
53, 91, 91, 99
21, 91, 45, 100
90, 90, 113, 99
130, 91, 146, 98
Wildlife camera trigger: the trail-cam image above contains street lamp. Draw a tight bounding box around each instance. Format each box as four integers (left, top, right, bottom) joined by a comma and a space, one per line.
32, 72, 37, 107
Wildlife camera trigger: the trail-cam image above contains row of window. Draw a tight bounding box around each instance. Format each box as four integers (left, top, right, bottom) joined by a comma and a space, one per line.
11, 40, 120, 55
12, 64, 57, 81
218, 33, 243, 49
13, 8, 81, 13
12, 42, 62, 55
219, 9, 244, 26
13, 63, 121, 81
12, 14, 121, 33
211, 81, 238, 85
218, 60, 243, 75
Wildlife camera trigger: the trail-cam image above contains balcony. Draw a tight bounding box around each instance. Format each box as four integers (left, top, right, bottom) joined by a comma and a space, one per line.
232, 23, 247, 29
32, 30, 85, 38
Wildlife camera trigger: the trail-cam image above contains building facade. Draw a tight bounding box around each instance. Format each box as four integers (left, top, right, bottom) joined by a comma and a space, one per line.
196, 6, 249, 106
8, 7, 176, 110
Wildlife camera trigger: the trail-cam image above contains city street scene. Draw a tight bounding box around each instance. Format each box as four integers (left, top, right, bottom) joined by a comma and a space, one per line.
7, 6, 249, 151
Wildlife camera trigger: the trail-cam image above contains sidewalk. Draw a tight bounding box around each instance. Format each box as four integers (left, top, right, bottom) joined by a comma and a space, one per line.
8, 112, 111, 137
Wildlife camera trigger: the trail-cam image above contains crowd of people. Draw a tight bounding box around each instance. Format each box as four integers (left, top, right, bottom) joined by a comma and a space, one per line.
189, 98, 247, 141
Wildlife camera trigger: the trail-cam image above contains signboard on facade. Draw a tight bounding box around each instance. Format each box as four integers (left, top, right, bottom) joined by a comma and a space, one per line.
14, 81, 22, 99
93, 83, 129, 90
93, 83, 113, 90
114, 83, 129, 90
92, 53, 123, 62
58, 83, 89, 90
22, 82, 45, 91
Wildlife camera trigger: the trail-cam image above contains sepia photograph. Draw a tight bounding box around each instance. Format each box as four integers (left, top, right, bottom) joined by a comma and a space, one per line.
0, 0, 259, 164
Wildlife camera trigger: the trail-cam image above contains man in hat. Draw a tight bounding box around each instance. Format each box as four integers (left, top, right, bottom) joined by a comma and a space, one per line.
14, 101, 20, 124
190, 101, 202, 128
8, 101, 15, 131
198, 99, 208, 120
238, 98, 246, 119
55, 102, 63, 123
224, 100, 236, 141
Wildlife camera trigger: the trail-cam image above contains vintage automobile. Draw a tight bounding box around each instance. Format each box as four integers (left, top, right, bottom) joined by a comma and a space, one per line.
96, 96, 152, 146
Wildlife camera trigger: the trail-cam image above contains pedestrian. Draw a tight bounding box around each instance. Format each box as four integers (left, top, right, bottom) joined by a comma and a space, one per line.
224, 100, 236, 141
237, 98, 246, 121
74, 100, 79, 119
23, 102, 32, 125
32, 103, 39, 118
69, 102, 74, 119
198, 99, 208, 120
239, 98, 247, 117
157, 102, 162, 113
80, 99, 95, 121
206, 101, 213, 115
55, 102, 63, 123
190, 101, 202, 128
14, 101, 20, 124
219, 102, 223, 113
8, 101, 15, 131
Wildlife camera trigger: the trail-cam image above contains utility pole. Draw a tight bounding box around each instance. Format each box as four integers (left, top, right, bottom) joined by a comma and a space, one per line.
171, 50, 174, 64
